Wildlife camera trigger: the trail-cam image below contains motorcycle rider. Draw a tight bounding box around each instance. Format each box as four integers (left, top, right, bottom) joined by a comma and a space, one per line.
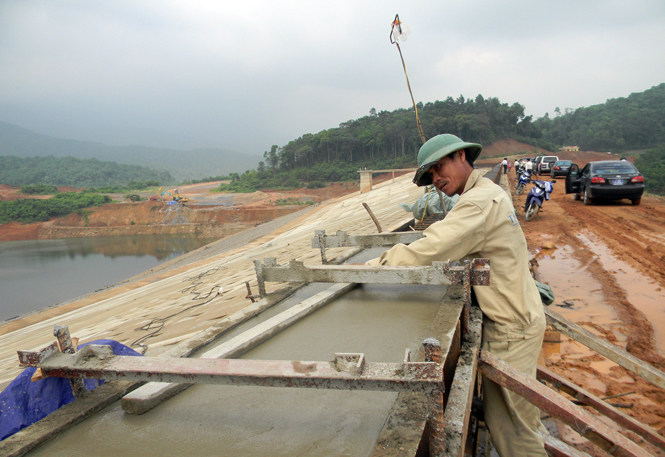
365, 134, 547, 457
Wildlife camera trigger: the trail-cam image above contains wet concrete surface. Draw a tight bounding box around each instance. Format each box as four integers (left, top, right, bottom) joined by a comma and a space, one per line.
30, 248, 449, 457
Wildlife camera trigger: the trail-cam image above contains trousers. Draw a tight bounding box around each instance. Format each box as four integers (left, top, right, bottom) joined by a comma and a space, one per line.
482, 317, 547, 457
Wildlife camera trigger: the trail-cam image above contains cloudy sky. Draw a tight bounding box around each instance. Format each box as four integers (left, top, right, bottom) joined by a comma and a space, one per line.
1, 0, 664, 155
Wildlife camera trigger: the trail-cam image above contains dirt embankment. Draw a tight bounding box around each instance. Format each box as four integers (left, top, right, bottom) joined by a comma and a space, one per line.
0, 181, 374, 242
506, 167, 665, 452
0, 171, 413, 242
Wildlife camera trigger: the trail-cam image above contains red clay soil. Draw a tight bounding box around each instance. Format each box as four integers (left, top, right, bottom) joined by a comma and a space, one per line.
507, 168, 665, 454
0, 172, 410, 242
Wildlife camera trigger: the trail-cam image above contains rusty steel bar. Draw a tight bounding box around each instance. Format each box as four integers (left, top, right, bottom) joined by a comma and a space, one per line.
435, 187, 447, 217
254, 258, 490, 297
478, 350, 652, 457
53, 326, 86, 398
19, 345, 443, 394
423, 338, 445, 457
538, 365, 665, 451
362, 202, 383, 233
317, 231, 328, 264
545, 307, 665, 390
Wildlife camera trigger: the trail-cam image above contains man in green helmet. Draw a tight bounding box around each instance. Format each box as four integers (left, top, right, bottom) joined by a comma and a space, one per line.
366, 134, 547, 457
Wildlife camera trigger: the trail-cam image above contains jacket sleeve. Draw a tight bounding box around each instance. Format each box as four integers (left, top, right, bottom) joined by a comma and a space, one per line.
365, 200, 486, 266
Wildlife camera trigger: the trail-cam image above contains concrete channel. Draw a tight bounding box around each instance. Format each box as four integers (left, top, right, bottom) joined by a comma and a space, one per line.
26, 247, 460, 457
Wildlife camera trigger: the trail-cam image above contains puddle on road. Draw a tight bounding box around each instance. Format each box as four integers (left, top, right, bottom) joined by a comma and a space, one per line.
531, 243, 624, 377
533, 244, 620, 327
534, 237, 665, 446
576, 231, 665, 356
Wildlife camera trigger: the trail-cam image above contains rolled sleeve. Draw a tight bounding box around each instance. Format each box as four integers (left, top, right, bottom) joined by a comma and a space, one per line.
366, 201, 486, 266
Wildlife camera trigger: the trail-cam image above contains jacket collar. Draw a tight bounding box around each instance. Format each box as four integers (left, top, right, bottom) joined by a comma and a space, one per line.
461, 169, 483, 195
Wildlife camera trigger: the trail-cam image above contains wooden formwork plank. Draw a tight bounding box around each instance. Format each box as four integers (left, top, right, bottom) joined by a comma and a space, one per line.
540, 431, 594, 457
478, 350, 652, 457
443, 305, 482, 457
538, 366, 665, 452
545, 307, 665, 391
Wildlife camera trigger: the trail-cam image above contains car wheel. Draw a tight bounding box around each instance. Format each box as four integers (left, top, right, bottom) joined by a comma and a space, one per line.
583, 188, 592, 205
573, 193, 580, 201
525, 202, 539, 221
631, 197, 641, 206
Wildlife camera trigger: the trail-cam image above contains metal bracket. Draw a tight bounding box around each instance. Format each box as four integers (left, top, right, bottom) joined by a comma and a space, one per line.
311, 230, 424, 264
253, 257, 490, 297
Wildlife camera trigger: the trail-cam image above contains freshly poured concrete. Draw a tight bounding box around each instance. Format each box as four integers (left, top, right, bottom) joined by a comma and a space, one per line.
30, 282, 448, 457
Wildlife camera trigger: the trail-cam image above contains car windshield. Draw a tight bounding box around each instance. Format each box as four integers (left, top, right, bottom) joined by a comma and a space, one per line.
556, 161, 572, 166
591, 162, 637, 174
543, 158, 557, 163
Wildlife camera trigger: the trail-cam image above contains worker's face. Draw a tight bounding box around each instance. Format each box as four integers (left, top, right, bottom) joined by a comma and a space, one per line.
427, 150, 469, 196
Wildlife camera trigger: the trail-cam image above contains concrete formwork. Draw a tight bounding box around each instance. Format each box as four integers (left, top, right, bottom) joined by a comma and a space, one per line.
25, 282, 462, 457
1, 171, 497, 456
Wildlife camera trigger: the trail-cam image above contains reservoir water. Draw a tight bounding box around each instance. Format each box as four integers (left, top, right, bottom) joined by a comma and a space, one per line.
0, 234, 217, 322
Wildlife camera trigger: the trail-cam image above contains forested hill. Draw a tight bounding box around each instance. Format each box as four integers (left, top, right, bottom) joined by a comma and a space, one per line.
260, 83, 665, 173
0, 122, 261, 181
0, 156, 173, 188
534, 82, 665, 152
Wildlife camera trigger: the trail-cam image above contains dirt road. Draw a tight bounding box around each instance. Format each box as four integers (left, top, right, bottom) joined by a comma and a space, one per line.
506, 170, 665, 450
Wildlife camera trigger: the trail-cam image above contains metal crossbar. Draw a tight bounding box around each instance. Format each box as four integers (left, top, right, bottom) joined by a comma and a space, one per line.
19, 344, 441, 393
311, 230, 424, 264
253, 258, 490, 297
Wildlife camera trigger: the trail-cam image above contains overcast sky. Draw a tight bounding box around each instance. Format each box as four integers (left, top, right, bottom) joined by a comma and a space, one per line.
1, 0, 664, 155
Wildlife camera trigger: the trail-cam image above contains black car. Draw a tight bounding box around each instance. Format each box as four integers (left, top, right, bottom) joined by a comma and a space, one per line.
550, 160, 572, 178
565, 160, 644, 205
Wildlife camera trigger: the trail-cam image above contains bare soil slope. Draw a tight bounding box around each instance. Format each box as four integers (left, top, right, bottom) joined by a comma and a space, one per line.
0, 178, 399, 242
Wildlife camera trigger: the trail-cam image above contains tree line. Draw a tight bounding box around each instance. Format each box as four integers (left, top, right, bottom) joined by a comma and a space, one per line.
0, 193, 112, 224
0, 156, 173, 188
253, 83, 664, 176
534, 83, 665, 152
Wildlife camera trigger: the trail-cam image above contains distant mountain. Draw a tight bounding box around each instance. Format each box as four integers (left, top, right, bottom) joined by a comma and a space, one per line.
0, 121, 262, 181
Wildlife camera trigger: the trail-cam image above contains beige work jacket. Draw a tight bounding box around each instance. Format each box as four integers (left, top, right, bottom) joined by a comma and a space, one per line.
366, 169, 544, 341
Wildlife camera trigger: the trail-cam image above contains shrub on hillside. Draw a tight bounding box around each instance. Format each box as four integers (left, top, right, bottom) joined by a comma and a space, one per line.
0, 193, 112, 224
124, 194, 143, 202
20, 184, 59, 195
634, 145, 665, 195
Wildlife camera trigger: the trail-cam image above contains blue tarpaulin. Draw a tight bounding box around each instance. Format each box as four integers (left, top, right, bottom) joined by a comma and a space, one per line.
0, 339, 141, 441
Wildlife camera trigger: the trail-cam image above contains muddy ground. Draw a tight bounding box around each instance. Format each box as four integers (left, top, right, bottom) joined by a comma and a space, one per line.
506, 167, 665, 455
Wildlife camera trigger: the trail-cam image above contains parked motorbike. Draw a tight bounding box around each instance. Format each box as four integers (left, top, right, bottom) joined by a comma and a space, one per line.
524, 179, 555, 221
515, 171, 531, 195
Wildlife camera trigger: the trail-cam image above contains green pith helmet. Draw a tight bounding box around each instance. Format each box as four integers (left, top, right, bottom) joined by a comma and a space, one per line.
412, 134, 482, 186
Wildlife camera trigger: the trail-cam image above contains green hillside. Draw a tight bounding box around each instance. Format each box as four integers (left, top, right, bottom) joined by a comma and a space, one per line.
0, 122, 262, 181
0, 155, 173, 188
534, 83, 665, 152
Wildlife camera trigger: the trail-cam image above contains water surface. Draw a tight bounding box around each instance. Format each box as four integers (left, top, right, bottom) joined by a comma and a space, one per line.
0, 234, 217, 321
